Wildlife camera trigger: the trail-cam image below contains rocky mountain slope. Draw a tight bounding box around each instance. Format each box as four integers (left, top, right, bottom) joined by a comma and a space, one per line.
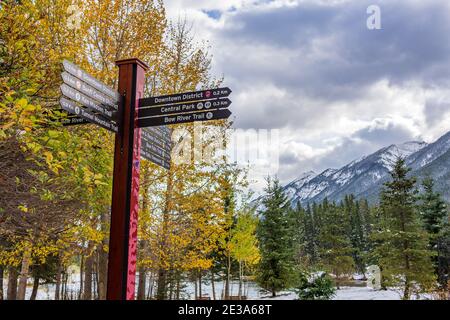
284, 131, 450, 206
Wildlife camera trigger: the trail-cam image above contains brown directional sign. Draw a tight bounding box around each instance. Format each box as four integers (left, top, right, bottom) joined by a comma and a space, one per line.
138, 109, 232, 128
141, 149, 170, 170
142, 130, 172, 151
61, 116, 90, 126
61, 73, 118, 112
60, 97, 118, 133
139, 87, 232, 108
60, 84, 116, 120
63, 60, 120, 102
142, 139, 171, 160
139, 98, 232, 118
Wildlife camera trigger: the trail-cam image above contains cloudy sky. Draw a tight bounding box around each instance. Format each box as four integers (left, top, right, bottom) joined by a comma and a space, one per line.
165, 0, 450, 191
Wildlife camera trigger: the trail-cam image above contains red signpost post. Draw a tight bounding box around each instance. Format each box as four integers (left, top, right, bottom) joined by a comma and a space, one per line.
107, 58, 148, 300
58, 56, 231, 300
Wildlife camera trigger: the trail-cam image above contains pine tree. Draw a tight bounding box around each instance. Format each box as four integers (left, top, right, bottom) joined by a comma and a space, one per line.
256, 178, 296, 297
345, 195, 366, 275
417, 177, 449, 289
304, 204, 318, 265
318, 201, 354, 287
374, 158, 435, 299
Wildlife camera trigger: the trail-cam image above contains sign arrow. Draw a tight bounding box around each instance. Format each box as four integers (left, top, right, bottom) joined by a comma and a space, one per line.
60, 97, 118, 133
61, 116, 90, 126
142, 130, 172, 151
141, 150, 171, 170
138, 109, 232, 128
139, 87, 232, 108
63, 60, 120, 102
142, 140, 171, 160
60, 83, 117, 121
139, 98, 232, 118
62, 73, 118, 111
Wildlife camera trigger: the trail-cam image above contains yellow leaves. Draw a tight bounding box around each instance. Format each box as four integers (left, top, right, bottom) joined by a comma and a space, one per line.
44, 151, 54, 165
18, 204, 29, 213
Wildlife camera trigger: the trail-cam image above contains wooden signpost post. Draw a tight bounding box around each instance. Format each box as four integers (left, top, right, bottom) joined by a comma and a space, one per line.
57, 58, 232, 300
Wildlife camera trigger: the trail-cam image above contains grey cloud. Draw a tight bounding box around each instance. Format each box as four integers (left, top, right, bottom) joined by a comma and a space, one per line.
215, 0, 450, 103
307, 120, 421, 171
425, 99, 450, 126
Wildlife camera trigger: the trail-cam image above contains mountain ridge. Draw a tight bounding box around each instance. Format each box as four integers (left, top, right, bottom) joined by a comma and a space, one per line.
283, 132, 450, 206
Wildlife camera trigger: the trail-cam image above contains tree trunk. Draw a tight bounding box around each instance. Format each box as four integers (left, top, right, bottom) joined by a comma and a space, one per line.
176, 274, 180, 300
211, 270, 216, 300
157, 172, 173, 300
137, 241, 147, 300
55, 260, 62, 300
83, 242, 94, 300
147, 272, 154, 300
63, 272, 69, 300
168, 271, 174, 300
17, 250, 31, 300
403, 278, 410, 300
7, 266, 18, 300
93, 259, 99, 300
98, 212, 109, 300
238, 261, 243, 299
198, 271, 202, 298
30, 276, 39, 300
225, 251, 231, 299
0, 265, 4, 300
194, 276, 198, 300
78, 255, 84, 300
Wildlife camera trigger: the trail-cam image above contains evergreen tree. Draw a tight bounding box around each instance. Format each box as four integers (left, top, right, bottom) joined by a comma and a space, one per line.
256, 178, 296, 297
374, 158, 435, 299
345, 195, 366, 275
436, 218, 450, 295
417, 177, 449, 289
290, 203, 307, 266
304, 203, 318, 265
318, 201, 354, 287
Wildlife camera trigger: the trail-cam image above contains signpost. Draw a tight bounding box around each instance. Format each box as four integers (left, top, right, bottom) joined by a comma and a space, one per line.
60, 97, 118, 133
138, 108, 232, 128
56, 58, 232, 300
139, 87, 232, 107
139, 98, 232, 118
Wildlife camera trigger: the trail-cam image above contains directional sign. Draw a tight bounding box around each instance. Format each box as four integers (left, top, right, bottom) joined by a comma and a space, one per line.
141, 149, 170, 170
139, 98, 232, 118
138, 109, 232, 128
61, 116, 90, 126
61, 72, 118, 112
142, 130, 172, 151
63, 60, 120, 101
60, 97, 118, 133
139, 87, 232, 108
142, 139, 171, 160
60, 84, 116, 121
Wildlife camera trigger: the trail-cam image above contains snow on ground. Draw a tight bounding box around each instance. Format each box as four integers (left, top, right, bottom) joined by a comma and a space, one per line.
2, 277, 437, 300
255, 287, 435, 301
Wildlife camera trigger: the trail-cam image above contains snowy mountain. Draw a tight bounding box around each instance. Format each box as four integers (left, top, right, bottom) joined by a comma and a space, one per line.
284, 131, 450, 206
